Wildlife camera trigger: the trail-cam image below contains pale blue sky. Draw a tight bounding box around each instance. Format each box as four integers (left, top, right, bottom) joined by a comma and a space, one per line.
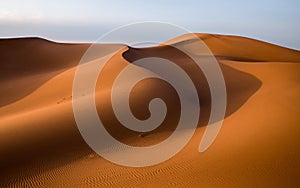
1, 0, 299, 49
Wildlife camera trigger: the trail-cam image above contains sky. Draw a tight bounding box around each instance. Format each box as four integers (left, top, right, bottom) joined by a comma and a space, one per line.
0, 0, 300, 49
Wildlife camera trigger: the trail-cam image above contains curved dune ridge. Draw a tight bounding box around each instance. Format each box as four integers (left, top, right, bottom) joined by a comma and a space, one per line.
0, 34, 300, 187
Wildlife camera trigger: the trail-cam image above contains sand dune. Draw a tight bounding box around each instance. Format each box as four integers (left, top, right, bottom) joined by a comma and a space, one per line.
166, 33, 300, 62
0, 34, 299, 187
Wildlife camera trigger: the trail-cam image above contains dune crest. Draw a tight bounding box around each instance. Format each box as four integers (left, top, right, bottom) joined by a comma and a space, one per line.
1, 34, 300, 187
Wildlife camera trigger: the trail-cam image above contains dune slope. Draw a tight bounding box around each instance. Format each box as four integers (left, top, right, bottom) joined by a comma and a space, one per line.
0, 34, 299, 187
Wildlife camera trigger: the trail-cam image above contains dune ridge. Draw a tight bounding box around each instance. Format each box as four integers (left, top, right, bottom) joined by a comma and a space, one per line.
0, 34, 299, 187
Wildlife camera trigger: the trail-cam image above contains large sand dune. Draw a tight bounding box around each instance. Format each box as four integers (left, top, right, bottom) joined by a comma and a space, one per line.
0, 34, 300, 187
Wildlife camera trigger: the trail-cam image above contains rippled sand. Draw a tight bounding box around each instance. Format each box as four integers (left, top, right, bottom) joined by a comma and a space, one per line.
1, 34, 300, 187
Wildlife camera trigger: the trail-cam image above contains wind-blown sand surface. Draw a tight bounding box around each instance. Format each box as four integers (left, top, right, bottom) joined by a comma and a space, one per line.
0, 34, 300, 187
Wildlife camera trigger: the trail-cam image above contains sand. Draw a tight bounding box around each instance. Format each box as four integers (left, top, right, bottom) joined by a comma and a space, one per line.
0, 34, 300, 187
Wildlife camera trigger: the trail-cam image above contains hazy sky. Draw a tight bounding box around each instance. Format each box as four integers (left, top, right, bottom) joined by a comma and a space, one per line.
1, 0, 299, 49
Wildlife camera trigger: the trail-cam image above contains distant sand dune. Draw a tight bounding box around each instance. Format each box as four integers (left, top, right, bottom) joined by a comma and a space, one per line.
166, 33, 300, 62
0, 34, 299, 187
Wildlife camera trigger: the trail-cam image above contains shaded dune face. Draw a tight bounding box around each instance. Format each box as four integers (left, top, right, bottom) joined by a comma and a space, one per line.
122, 46, 260, 127
0, 38, 90, 106
1, 34, 299, 186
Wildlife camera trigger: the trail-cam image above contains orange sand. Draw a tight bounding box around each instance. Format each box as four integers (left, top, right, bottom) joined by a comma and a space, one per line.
0, 34, 300, 187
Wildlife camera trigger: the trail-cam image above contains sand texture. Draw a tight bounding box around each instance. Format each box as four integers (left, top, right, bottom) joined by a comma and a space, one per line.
1, 34, 300, 187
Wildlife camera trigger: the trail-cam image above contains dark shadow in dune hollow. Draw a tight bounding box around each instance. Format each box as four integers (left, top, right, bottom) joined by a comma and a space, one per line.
121, 45, 262, 129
